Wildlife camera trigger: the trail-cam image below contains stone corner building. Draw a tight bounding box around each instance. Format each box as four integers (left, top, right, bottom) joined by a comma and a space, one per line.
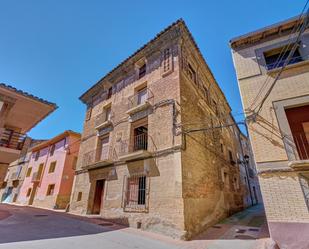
230, 16, 309, 248
70, 19, 257, 239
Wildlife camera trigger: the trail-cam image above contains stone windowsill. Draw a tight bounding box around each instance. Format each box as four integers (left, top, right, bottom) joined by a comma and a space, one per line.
95, 120, 112, 130
267, 59, 309, 74
118, 150, 152, 162
126, 102, 150, 115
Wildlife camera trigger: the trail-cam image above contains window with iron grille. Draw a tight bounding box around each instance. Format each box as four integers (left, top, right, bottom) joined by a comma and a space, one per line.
162, 48, 173, 75
123, 174, 149, 212
264, 43, 303, 70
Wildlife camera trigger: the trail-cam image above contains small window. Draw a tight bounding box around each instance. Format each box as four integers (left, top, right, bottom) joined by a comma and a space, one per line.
35, 151, 40, 161
229, 150, 235, 165
48, 161, 57, 173
26, 188, 32, 197
105, 106, 112, 121
46, 184, 55, 196
77, 192, 82, 202
139, 64, 146, 79
163, 48, 172, 73
264, 44, 303, 70
50, 144, 55, 156
220, 143, 224, 153
85, 106, 92, 121
187, 63, 197, 83
26, 167, 32, 177
123, 174, 148, 211
107, 87, 112, 99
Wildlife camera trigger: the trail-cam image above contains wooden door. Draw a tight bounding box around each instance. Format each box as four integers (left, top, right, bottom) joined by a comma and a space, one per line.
92, 179, 105, 214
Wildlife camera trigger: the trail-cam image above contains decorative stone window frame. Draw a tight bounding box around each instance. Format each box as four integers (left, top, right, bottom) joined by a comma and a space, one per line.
135, 57, 147, 80
273, 94, 309, 162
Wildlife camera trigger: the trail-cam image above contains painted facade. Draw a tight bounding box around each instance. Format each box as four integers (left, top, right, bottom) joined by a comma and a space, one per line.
18, 131, 80, 209
70, 19, 259, 239
231, 16, 309, 248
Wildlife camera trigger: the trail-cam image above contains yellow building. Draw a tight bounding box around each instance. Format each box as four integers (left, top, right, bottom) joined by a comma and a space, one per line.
231, 16, 309, 248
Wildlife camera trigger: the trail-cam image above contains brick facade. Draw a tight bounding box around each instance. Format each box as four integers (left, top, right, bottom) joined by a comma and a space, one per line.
70, 19, 257, 239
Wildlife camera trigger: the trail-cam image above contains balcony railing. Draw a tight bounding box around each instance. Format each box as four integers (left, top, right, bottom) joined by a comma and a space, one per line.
82, 147, 115, 168
31, 172, 41, 183
119, 133, 156, 160
127, 88, 154, 112
283, 132, 309, 161
0, 129, 26, 150
94, 111, 114, 129
10, 172, 20, 180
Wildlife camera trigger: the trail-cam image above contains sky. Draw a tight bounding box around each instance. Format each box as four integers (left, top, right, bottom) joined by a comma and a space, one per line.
0, 0, 305, 139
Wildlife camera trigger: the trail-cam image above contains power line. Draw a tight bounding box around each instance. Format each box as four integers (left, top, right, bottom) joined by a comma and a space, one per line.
247, 0, 309, 113
254, 6, 309, 115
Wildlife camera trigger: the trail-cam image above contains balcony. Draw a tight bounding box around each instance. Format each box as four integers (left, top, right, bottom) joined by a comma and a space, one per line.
118, 133, 155, 161
82, 147, 114, 170
31, 172, 41, 183
126, 88, 153, 115
94, 111, 113, 130
283, 132, 309, 170
0, 129, 26, 150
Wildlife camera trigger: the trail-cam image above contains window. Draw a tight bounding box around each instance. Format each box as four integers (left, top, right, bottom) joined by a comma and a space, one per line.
137, 87, 148, 105
187, 63, 197, 83
85, 106, 92, 121
229, 150, 235, 165
98, 136, 110, 161
138, 64, 146, 79
48, 161, 57, 173
46, 184, 55, 196
50, 144, 55, 156
105, 106, 112, 121
220, 143, 224, 153
26, 167, 32, 177
107, 87, 112, 99
77, 192, 82, 202
123, 174, 148, 211
163, 48, 172, 73
264, 44, 303, 70
35, 151, 40, 161
26, 188, 32, 197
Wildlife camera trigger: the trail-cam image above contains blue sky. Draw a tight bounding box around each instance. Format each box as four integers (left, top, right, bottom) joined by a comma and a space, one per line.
0, 0, 305, 139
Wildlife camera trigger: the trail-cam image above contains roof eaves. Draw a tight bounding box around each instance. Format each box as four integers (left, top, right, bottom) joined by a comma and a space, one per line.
79, 19, 185, 103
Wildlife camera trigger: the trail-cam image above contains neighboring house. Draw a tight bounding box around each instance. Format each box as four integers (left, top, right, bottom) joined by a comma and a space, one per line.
70, 19, 255, 239
230, 16, 309, 248
239, 132, 262, 207
18, 131, 80, 210
0, 139, 45, 203
0, 83, 57, 184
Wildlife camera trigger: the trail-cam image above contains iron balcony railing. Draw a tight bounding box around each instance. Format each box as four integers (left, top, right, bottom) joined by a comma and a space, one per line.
10, 172, 20, 180
0, 129, 26, 150
128, 88, 153, 110
119, 133, 156, 156
283, 132, 309, 161
94, 110, 114, 128
266, 55, 304, 70
31, 172, 41, 183
82, 147, 115, 167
